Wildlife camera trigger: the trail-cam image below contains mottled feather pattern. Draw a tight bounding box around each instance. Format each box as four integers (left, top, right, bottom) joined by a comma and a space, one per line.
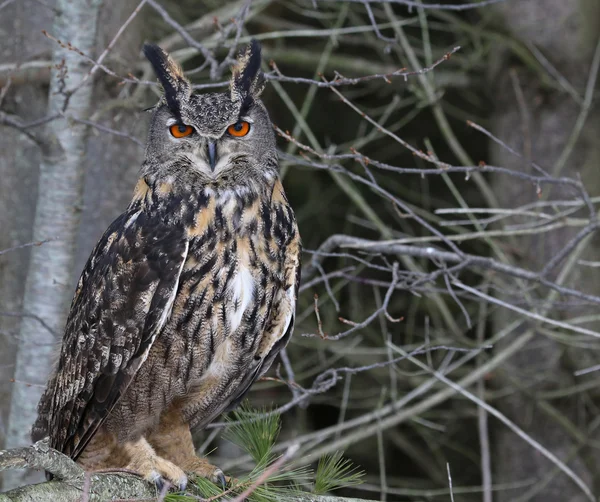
36, 209, 189, 457
143, 44, 191, 120
123, 174, 300, 431
32, 40, 300, 487
33, 171, 300, 455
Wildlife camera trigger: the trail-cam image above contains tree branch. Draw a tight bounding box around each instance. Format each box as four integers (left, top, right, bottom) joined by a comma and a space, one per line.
0, 441, 155, 502
304, 233, 600, 306
0, 440, 82, 480
0, 442, 380, 502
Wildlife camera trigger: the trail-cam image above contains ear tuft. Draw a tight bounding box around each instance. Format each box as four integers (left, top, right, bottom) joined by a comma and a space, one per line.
230, 39, 265, 105
143, 44, 191, 121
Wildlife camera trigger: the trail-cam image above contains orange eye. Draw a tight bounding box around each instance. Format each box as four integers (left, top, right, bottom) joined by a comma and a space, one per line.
169, 124, 194, 138
227, 121, 250, 137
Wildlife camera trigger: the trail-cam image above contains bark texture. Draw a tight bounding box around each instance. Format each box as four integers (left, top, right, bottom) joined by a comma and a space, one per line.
4, 0, 103, 490
490, 1, 600, 501
0, 0, 54, 482
0, 442, 376, 502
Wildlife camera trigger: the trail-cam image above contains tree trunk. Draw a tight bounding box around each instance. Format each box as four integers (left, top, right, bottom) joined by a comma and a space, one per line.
489, 2, 600, 501
2, 0, 156, 490
4, 0, 103, 490
0, 0, 54, 489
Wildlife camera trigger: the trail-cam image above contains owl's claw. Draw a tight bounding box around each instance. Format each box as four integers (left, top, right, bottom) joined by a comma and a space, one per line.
184, 458, 230, 489
124, 438, 189, 493
175, 476, 188, 492
147, 469, 188, 492
215, 470, 227, 489
151, 471, 166, 491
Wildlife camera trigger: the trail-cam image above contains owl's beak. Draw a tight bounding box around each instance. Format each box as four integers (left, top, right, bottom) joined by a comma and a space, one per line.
207, 141, 217, 171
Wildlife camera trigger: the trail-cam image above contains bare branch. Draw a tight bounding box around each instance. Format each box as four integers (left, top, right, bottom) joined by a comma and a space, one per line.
304, 234, 600, 306
320, 0, 508, 9
0, 239, 55, 257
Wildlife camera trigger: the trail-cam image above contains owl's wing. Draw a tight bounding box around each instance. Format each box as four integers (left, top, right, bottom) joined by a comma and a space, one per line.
42, 208, 188, 459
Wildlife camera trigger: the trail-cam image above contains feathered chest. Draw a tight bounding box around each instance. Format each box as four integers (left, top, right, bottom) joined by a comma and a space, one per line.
155, 182, 298, 380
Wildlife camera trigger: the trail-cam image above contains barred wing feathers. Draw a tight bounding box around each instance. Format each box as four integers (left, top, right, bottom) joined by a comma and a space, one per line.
35, 208, 188, 459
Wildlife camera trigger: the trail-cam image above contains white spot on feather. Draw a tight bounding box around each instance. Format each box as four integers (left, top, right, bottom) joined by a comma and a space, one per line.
224, 192, 238, 214
139, 241, 189, 367
281, 285, 296, 337
124, 210, 141, 229
229, 264, 254, 332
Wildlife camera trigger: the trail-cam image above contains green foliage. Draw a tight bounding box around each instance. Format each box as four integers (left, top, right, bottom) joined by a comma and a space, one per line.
188, 476, 225, 498
165, 495, 201, 502
314, 451, 365, 494
223, 404, 281, 469
166, 404, 362, 501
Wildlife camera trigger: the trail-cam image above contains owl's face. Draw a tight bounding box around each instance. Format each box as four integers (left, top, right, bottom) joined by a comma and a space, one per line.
143, 41, 277, 183
146, 93, 276, 180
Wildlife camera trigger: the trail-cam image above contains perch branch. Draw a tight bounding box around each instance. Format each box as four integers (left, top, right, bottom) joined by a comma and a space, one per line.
0, 442, 156, 502
0, 442, 380, 502
0, 440, 83, 481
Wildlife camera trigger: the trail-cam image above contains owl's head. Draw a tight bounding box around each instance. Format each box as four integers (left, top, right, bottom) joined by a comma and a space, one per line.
142, 41, 277, 185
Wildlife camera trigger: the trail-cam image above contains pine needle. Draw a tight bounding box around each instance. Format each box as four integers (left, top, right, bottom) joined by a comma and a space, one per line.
248, 462, 313, 487
165, 494, 199, 502
189, 476, 225, 498
223, 403, 280, 469
172, 409, 361, 501
248, 484, 307, 502
313, 451, 365, 494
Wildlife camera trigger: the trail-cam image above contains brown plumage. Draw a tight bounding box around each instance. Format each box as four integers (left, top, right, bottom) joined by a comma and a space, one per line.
32, 41, 301, 489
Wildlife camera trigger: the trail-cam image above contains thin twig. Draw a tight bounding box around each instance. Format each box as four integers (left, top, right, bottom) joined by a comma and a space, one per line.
398, 346, 595, 502
0, 239, 55, 257
230, 444, 299, 502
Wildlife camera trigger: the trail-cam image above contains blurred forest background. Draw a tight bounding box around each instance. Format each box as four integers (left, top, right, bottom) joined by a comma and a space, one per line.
1, 0, 599, 500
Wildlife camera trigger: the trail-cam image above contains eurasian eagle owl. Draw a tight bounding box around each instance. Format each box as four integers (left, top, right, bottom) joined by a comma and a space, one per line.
32, 40, 301, 490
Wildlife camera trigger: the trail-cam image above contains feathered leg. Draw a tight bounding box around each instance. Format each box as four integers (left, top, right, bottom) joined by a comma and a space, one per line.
123, 436, 188, 490
77, 428, 188, 490
147, 401, 227, 487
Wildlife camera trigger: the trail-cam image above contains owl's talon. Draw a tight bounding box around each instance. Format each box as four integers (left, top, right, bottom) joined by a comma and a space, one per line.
215, 470, 227, 489
177, 477, 188, 492
183, 458, 229, 489
125, 437, 188, 492
145, 469, 187, 492
150, 472, 165, 491
147, 471, 187, 492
